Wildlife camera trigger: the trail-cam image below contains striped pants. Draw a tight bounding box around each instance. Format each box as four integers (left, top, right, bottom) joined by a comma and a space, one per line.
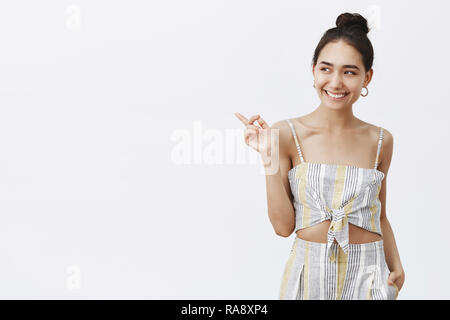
279, 236, 399, 300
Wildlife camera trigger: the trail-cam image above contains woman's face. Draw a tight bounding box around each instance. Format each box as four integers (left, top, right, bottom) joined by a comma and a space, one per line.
312, 40, 372, 110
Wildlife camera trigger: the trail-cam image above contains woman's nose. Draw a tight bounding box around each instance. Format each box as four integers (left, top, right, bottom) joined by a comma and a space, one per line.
329, 73, 344, 88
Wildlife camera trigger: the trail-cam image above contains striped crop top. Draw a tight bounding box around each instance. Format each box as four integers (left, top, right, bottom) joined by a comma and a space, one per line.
285, 119, 385, 261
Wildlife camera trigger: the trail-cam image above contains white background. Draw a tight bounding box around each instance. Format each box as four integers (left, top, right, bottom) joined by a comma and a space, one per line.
0, 0, 448, 299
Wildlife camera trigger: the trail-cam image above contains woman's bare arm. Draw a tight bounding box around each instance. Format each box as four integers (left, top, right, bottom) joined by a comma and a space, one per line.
263, 120, 295, 237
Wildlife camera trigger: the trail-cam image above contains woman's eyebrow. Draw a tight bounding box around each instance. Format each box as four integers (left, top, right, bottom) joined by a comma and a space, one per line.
319, 61, 360, 70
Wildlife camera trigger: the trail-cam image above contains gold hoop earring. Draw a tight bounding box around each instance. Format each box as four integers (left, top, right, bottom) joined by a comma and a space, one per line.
361, 86, 368, 97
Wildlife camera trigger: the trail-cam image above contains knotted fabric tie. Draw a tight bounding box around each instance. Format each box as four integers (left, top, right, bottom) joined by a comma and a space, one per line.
325, 207, 349, 262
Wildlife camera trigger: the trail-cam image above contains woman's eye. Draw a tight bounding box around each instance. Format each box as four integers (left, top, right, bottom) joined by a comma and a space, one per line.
320, 67, 355, 75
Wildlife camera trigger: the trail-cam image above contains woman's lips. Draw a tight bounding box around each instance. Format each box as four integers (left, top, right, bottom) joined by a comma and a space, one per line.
324, 90, 349, 100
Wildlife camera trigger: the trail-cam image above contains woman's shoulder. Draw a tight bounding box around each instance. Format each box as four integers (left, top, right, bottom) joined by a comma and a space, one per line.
363, 121, 393, 142
270, 116, 311, 136
270, 115, 309, 130
270, 118, 289, 129
269, 118, 293, 150
363, 122, 394, 171
270, 115, 318, 144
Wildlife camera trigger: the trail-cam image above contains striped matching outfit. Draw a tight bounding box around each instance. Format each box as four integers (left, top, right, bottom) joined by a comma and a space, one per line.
278, 119, 398, 300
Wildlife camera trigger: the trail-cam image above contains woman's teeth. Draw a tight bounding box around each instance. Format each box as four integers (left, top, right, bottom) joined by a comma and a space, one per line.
325, 90, 348, 99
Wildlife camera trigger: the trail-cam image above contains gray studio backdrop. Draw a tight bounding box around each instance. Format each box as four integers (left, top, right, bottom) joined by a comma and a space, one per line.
0, 0, 448, 299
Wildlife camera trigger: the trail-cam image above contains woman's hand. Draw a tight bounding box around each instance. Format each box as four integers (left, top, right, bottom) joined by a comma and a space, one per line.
234, 112, 272, 162
388, 268, 405, 292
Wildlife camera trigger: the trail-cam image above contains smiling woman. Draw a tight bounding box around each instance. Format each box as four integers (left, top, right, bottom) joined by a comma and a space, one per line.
273, 12, 405, 300
235, 11, 405, 300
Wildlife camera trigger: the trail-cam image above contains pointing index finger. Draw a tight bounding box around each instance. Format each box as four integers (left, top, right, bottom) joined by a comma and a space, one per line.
234, 112, 249, 125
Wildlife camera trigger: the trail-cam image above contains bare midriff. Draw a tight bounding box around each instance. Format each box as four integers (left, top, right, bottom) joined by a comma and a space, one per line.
295, 220, 383, 244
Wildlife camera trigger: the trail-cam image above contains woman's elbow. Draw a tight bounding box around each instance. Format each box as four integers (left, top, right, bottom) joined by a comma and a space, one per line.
275, 226, 294, 238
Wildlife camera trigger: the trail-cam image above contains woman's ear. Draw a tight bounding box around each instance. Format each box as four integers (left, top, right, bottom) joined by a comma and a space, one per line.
364, 68, 373, 86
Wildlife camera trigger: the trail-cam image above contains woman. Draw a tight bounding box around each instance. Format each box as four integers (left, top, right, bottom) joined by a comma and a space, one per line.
235, 12, 404, 300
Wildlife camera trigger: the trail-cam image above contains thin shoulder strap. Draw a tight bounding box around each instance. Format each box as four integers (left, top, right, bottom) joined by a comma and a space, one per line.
374, 127, 384, 169
286, 119, 305, 163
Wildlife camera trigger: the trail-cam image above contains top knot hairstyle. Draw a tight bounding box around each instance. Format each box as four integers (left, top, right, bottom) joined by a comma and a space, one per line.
312, 13, 374, 73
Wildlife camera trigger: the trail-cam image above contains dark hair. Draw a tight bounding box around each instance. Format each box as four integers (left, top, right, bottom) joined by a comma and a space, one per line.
312, 13, 374, 73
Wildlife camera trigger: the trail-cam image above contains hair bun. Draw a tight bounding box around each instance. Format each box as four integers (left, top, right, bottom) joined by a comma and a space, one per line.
336, 12, 369, 34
